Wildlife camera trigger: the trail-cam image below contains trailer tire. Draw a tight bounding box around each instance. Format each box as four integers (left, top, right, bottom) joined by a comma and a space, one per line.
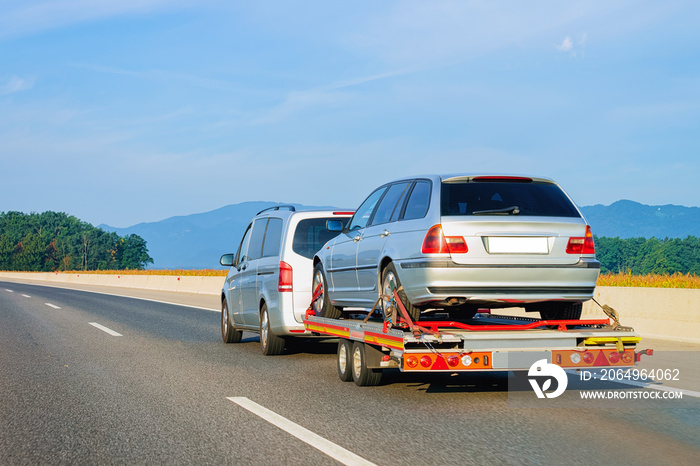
539, 302, 583, 321
337, 340, 354, 382
312, 262, 342, 319
260, 303, 285, 355
382, 262, 420, 322
221, 297, 242, 343
351, 342, 382, 386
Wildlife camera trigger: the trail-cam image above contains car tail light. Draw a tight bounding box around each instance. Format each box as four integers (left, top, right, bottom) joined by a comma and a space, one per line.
566, 226, 595, 255
278, 261, 293, 292
333, 211, 354, 215
422, 224, 468, 254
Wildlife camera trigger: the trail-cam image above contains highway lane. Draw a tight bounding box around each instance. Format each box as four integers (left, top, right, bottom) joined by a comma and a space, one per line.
1, 280, 699, 465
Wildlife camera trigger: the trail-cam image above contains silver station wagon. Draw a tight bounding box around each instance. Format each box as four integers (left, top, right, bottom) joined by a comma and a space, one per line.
311, 174, 600, 321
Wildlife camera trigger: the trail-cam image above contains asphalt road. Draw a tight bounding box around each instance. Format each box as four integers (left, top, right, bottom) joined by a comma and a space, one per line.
1, 280, 699, 465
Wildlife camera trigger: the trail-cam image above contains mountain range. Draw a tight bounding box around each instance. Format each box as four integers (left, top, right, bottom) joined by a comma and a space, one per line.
100, 199, 700, 269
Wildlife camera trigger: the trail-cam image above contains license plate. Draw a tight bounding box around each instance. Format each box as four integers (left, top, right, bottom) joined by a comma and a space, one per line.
487, 237, 549, 254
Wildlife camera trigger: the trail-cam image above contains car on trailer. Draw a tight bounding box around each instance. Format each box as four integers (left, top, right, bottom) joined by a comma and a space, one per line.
311, 174, 600, 322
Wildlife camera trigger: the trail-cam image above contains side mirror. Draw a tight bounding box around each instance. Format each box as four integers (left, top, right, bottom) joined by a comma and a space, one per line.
220, 253, 234, 267
326, 219, 344, 232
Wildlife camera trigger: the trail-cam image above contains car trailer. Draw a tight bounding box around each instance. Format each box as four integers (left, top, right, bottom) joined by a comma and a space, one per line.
303, 283, 653, 386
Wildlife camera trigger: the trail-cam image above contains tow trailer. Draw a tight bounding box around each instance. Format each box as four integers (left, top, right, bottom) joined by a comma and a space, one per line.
303, 284, 652, 386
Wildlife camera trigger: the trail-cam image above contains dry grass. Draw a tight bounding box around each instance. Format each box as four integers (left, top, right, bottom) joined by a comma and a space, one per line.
16, 269, 700, 288
597, 272, 700, 289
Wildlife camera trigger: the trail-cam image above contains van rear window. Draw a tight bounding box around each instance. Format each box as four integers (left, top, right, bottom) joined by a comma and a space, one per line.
440, 181, 580, 217
293, 218, 350, 259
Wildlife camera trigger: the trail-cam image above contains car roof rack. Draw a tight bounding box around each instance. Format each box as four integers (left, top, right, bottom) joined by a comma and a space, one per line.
256, 205, 297, 215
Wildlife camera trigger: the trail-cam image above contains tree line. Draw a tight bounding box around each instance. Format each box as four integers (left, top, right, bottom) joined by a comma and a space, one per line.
595, 236, 699, 275
0, 211, 153, 271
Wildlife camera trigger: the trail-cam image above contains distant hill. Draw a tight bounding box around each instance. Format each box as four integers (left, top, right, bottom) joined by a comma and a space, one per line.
99, 202, 343, 269
101, 200, 699, 269
580, 200, 700, 239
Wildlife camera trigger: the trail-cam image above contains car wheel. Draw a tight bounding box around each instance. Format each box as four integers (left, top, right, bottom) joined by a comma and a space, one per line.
382, 262, 420, 322
312, 262, 342, 319
337, 339, 353, 382
351, 342, 382, 387
539, 302, 583, 320
221, 297, 242, 343
260, 303, 285, 355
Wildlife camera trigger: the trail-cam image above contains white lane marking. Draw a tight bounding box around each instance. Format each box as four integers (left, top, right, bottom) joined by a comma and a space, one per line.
22, 294, 31, 298
227, 397, 376, 466
565, 370, 700, 398
45, 303, 61, 309
89, 322, 123, 337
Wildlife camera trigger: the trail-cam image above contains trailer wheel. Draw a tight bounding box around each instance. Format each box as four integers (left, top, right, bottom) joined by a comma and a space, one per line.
221, 297, 242, 343
539, 302, 583, 320
351, 342, 382, 386
382, 262, 420, 322
312, 262, 342, 319
260, 303, 285, 355
337, 340, 353, 382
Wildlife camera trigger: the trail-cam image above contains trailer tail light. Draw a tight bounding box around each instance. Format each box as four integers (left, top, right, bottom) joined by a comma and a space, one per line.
278, 261, 293, 292
447, 355, 460, 367
422, 224, 467, 254
420, 356, 432, 368
406, 356, 419, 368
582, 352, 594, 364
566, 226, 595, 255
608, 351, 621, 363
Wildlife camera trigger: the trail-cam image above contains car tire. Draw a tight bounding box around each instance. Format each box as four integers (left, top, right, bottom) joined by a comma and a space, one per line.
221, 297, 242, 343
351, 342, 382, 387
260, 302, 285, 356
337, 339, 353, 382
539, 302, 583, 320
312, 262, 342, 319
382, 262, 420, 322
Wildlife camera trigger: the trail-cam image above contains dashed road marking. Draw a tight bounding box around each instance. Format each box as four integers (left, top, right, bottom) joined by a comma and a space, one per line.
5, 289, 13, 292
227, 397, 376, 466
22, 294, 31, 298
89, 322, 123, 337
45, 303, 61, 309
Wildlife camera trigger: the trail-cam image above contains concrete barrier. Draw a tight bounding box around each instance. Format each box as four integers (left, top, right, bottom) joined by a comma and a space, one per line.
1, 271, 698, 343
0, 271, 223, 296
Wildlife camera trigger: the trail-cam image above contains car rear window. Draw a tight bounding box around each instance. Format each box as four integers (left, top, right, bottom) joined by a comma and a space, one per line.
440, 180, 580, 217
292, 217, 350, 259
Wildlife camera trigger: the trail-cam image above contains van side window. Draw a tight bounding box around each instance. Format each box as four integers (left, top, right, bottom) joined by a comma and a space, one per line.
235, 225, 253, 265
403, 181, 431, 220
370, 182, 410, 226
262, 218, 283, 258
247, 219, 267, 260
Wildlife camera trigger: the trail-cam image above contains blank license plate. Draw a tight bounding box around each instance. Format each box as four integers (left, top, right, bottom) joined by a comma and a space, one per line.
487, 237, 549, 254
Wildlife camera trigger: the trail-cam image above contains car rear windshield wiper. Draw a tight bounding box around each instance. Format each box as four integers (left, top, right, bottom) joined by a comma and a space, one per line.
472, 206, 520, 215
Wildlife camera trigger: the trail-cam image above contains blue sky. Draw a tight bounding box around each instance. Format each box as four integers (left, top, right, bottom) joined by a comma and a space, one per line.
1, 1, 698, 227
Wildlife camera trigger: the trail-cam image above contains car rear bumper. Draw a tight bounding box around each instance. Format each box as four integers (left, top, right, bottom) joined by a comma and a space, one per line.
396, 257, 600, 307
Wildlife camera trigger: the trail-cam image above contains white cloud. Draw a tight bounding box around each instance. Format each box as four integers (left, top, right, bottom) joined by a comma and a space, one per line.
0, 76, 34, 95
556, 36, 574, 52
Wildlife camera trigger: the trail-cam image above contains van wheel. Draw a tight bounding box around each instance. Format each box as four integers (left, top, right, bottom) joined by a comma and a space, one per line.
312, 262, 342, 319
539, 302, 583, 320
382, 262, 420, 322
260, 303, 285, 355
221, 298, 242, 343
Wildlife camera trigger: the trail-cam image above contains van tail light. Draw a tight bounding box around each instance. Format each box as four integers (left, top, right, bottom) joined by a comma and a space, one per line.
566, 226, 595, 255
422, 224, 468, 254
278, 261, 293, 292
